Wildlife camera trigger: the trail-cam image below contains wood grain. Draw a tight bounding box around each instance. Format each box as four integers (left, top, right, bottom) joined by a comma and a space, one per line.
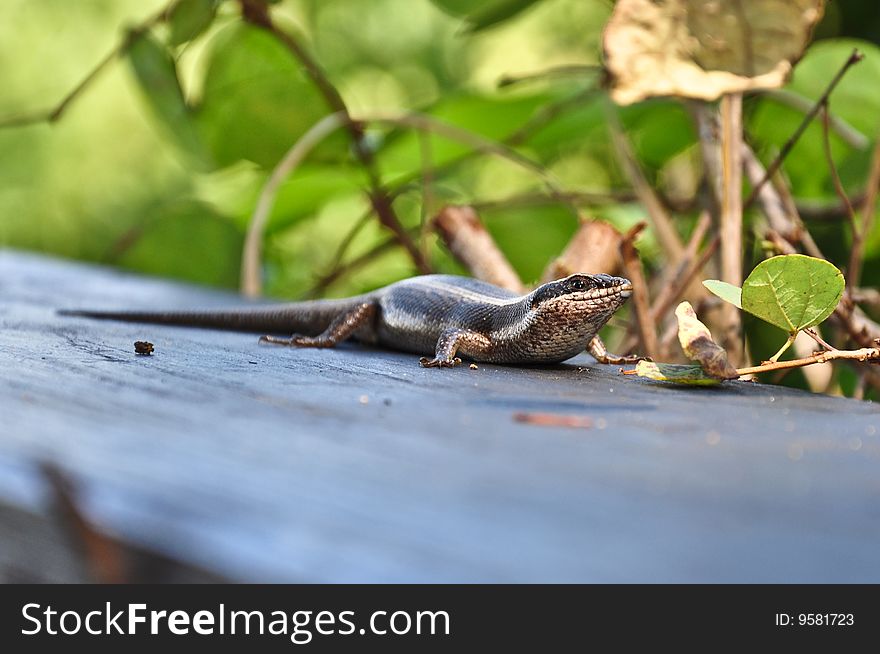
1, 250, 878, 582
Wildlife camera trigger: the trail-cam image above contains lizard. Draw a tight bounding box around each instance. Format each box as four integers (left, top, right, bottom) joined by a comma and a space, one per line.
59, 272, 637, 368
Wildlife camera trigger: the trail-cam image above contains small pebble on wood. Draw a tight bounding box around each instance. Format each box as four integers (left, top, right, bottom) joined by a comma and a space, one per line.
134, 341, 154, 356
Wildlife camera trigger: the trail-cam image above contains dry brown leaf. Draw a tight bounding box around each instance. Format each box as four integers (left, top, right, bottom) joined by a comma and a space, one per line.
603, 0, 826, 104
676, 301, 740, 379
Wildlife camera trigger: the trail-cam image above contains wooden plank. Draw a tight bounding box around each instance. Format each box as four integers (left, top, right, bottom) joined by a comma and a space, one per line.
1, 249, 879, 582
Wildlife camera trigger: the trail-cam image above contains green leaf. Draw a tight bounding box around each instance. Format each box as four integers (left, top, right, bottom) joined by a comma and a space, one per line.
127, 30, 208, 165
633, 361, 723, 386
703, 280, 743, 309
741, 254, 845, 333
429, 0, 542, 31
195, 24, 341, 169
167, 0, 217, 46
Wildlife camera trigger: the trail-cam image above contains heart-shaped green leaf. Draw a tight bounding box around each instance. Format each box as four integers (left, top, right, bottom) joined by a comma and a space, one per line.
741, 254, 844, 333
127, 30, 208, 166
702, 279, 743, 309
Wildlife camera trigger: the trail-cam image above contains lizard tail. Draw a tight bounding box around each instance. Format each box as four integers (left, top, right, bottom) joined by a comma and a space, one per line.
57, 296, 373, 336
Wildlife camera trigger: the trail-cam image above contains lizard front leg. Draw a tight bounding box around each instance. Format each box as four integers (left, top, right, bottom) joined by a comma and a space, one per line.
587, 335, 647, 365
419, 328, 492, 368
260, 302, 377, 348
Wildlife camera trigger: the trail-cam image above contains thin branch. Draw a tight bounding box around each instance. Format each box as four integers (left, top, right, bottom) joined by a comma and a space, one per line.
796, 194, 867, 221
0, 3, 174, 129
470, 189, 637, 212
761, 88, 868, 149
606, 100, 684, 261
820, 104, 858, 233
241, 112, 348, 296
620, 223, 659, 359
385, 86, 598, 202
820, 103, 861, 289
239, 0, 431, 277
849, 130, 880, 287
650, 233, 718, 325
302, 236, 399, 298
504, 87, 597, 146
744, 49, 864, 209
497, 64, 602, 88
433, 206, 524, 292
803, 327, 837, 352
418, 129, 435, 258
364, 112, 580, 219
741, 142, 798, 239
719, 93, 744, 365
735, 346, 880, 377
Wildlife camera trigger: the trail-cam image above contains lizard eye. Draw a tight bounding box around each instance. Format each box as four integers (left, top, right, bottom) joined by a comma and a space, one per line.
570, 278, 588, 291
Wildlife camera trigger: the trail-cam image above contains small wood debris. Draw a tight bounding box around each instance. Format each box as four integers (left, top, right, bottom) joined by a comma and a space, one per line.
134, 341, 154, 356
469, 363, 479, 370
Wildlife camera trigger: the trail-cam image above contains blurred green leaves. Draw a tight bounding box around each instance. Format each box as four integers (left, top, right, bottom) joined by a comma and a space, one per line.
167, 0, 218, 46
114, 200, 243, 287
749, 39, 880, 198
195, 23, 338, 169
429, 0, 542, 31
127, 29, 208, 166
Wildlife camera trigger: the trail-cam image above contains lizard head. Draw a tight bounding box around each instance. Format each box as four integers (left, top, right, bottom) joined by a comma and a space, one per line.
529, 273, 633, 316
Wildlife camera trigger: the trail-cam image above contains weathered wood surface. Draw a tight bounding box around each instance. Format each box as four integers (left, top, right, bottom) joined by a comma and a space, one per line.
1, 250, 878, 582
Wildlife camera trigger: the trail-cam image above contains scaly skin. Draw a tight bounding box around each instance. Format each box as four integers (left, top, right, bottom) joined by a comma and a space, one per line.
59, 273, 635, 367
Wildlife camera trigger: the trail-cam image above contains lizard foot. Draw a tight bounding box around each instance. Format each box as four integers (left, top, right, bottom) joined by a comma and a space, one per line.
259, 334, 328, 347
419, 356, 462, 368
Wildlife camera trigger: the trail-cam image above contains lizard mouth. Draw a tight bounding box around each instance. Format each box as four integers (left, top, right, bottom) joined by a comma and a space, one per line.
618, 282, 633, 299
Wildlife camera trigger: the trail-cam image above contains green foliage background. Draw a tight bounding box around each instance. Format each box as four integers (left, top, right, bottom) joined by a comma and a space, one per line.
1, 0, 879, 393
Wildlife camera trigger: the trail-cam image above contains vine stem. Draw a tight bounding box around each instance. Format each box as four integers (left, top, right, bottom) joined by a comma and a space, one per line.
241, 112, 348, 297
736, 346, 880, 376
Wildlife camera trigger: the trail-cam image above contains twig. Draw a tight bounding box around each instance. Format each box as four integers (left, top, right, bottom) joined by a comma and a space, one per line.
736, 347, 880, 376
384, 86, 597, 203
741, 142, 798, 239
470, 189, 636, 212
619, 229, 718, 357
497, 64, 602, 88
650, 232, 718, 325
803, 327, 837, 351
433, 206, 524, 292
719, 93, 744, 365
849, 130, 880, 287
606, 100, 684, 261
239, 0, 431, 278
0, 4, 174, 129
418, 130, 435, 258
303, 237, 399, 298
744, 49, 864, 209
241, 112, 348, 296
820, 104, 858, 234
504, 87, 597, 146
364, 112, 579, 219
541, 219, 623, 283
761, 88, 868, 150
323, 208, 374, 277
851, 287, 880, 309
797, 194, 867, 221
619, 223, 659, 359
820, 102, 863, 289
